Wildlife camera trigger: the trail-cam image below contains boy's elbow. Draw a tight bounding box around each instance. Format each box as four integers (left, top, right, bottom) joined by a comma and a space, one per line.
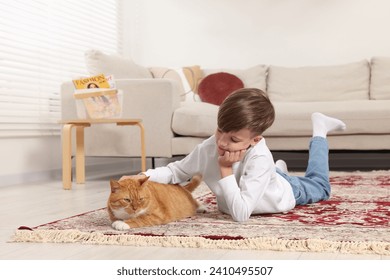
231, 213, 250, 223
228, 204, 252, 222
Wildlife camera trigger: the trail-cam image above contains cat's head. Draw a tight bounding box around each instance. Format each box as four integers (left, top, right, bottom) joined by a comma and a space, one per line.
108, 177, 150, 219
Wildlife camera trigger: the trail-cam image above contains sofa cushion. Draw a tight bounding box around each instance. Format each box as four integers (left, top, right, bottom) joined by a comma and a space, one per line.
85, 49, 152, 79
172, 100, 390, 138
267, 60, 370, 102
264, 100, 390, 137
149, 67, 185, 101
149, 66, 203, 102
202, 64, 267, 91
172, 100, 390, 139
370, 56, 390, 100
172, 102, 218, 137
198, 72, 244, 105
183, 65, 203, 94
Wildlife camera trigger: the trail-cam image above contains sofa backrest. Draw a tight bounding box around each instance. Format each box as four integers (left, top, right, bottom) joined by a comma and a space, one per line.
370, 56, 390, 100
202, 64, 268, 92
81, 49, 390, 104
266, 60, 370, 102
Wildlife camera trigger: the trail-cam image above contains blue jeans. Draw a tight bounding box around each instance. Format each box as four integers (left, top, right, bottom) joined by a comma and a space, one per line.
276, 137, 331, 206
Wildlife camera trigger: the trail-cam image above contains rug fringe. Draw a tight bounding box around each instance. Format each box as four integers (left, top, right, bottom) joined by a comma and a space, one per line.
10, 229, 390, 255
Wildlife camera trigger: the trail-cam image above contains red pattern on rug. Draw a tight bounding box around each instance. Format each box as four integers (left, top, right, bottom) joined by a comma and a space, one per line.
14, 172, 390, 254
273, 175, 390, 227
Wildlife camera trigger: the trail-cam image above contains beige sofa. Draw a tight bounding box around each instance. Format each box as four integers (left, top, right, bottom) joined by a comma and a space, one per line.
60, 51, 390, 163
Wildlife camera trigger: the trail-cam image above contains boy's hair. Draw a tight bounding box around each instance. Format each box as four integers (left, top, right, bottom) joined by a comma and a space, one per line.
217, 88, 275, 135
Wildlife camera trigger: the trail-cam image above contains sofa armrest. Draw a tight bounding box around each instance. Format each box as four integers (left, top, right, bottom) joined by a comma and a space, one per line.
117, 79, 181, 157
60, 78, 181, 158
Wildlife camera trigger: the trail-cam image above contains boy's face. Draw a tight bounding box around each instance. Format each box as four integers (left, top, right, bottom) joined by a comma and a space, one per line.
215, 128, 261, 156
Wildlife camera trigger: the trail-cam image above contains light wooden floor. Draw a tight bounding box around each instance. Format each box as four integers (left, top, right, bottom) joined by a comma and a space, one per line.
0, 177, 389, 260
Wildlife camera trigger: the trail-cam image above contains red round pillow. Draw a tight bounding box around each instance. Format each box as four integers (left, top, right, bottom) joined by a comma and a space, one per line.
198, 72, 244, 105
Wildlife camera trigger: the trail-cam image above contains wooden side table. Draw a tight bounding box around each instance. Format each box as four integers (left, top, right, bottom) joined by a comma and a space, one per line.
59, 119, 146, 190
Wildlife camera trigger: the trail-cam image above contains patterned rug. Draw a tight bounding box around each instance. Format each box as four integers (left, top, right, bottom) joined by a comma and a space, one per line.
11, 171, 390, 255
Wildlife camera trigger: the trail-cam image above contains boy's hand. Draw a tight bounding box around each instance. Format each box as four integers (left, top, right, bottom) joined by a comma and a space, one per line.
218, 149, 246, 178
218, 149, 246, 168
119, 174, 147, 181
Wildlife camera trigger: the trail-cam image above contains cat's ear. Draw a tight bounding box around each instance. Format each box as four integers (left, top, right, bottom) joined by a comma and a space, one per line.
110, 179, 121, 193
138, 176, 150, 185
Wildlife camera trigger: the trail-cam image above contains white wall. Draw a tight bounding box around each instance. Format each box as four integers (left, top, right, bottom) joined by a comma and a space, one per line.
0, 137, 62, 186
123, 0, 390, 68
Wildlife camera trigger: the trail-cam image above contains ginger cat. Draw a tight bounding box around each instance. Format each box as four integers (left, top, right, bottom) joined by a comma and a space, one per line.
107, 175, 202, 230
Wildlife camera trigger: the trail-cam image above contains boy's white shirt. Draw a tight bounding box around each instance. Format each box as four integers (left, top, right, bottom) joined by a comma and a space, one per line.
144, 135, 295, 222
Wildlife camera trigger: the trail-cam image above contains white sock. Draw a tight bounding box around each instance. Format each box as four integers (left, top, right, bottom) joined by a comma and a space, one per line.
275, 159, 288, 174
311, 112, 346, 138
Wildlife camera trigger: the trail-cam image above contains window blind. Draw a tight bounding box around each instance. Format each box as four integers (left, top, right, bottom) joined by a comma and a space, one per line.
0, 0, 123, 137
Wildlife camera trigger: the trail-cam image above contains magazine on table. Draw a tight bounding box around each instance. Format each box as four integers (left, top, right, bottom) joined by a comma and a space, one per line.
72, 73, 111, 89
72, 74, 121, 119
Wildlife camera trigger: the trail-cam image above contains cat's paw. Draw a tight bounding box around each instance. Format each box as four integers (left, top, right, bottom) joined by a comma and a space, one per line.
196, 204, 208, 214
112, 220, 130, 231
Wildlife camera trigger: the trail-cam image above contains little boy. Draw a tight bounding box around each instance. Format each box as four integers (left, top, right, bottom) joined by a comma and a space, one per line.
126, 88, 346, 222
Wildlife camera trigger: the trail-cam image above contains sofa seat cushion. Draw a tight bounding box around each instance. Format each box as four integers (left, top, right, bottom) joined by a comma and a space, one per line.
172, 100, 390, 139
265, 100, 390, 137
267, 60, 370, 102
172, 102, 218, 137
